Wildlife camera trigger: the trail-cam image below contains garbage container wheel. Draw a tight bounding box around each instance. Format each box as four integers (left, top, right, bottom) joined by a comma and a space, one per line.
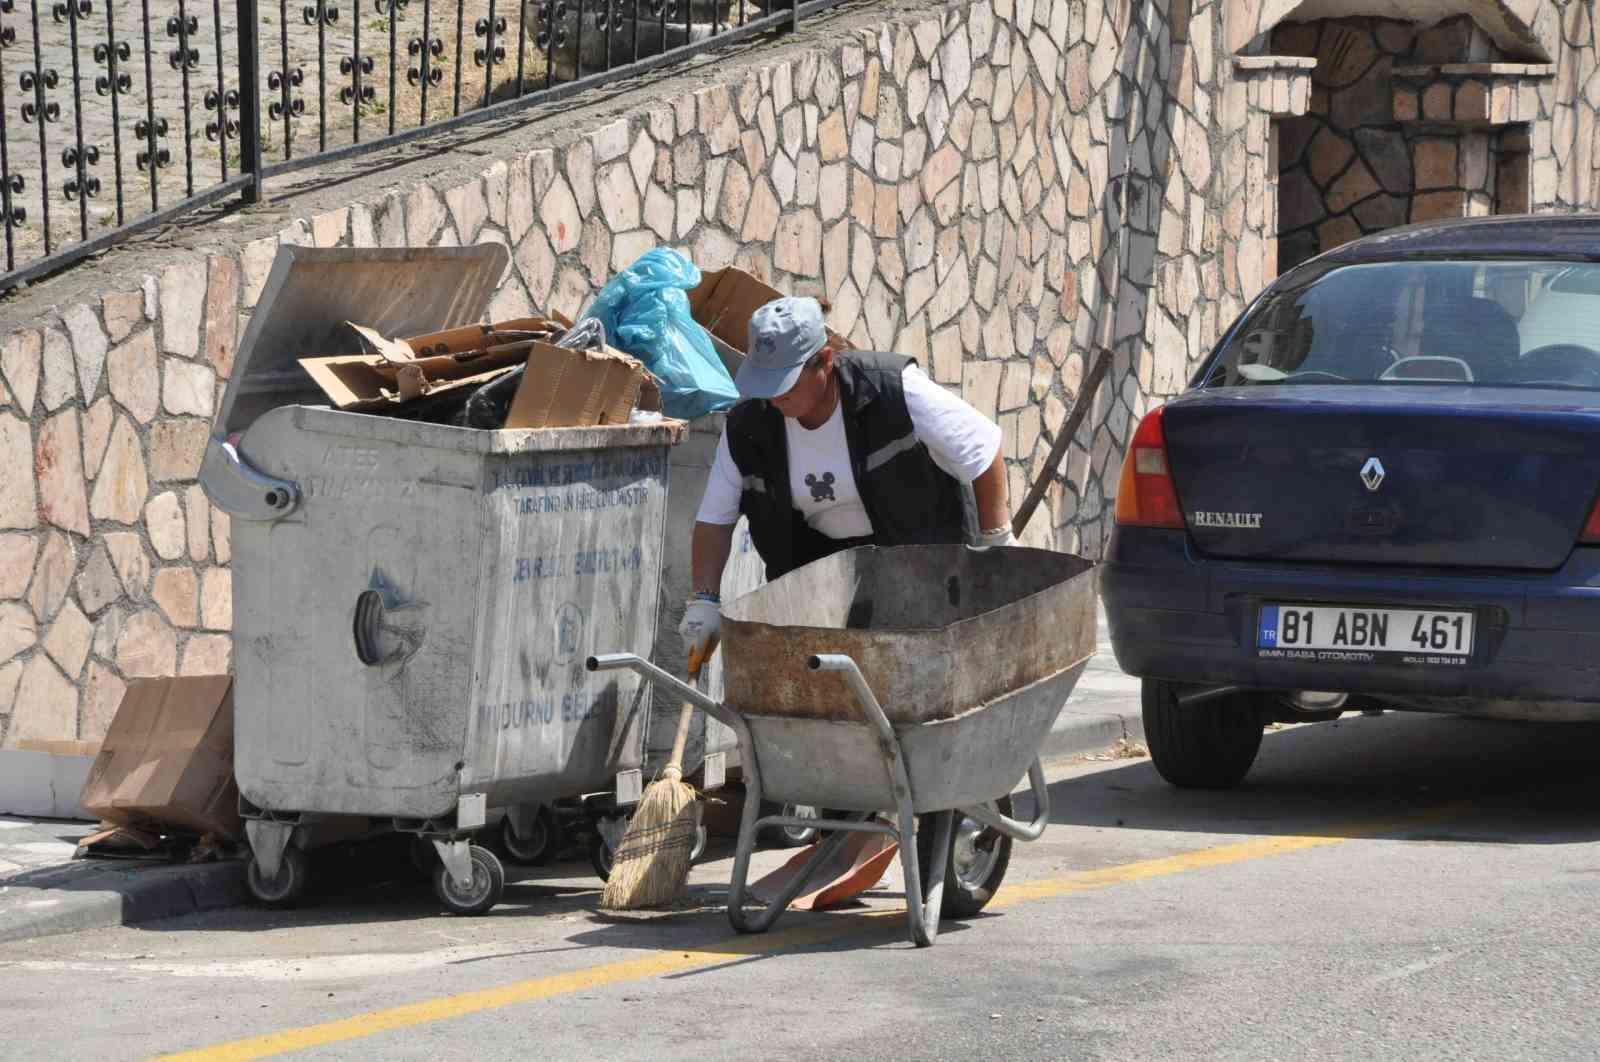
590, 821, 707, 882
917, 796, 1014, 920
246, 846, 309, 908
499, 806, 561, 866
432, 845, 505, 916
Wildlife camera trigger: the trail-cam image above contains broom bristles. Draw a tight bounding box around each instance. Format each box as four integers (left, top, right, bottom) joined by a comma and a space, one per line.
600, 771, 699, 909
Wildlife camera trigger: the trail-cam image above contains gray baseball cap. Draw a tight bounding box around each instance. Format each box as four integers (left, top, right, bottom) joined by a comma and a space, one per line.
735, 296, 827, 399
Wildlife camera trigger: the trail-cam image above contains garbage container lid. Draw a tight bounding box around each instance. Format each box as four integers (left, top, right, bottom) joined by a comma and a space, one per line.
216, 244, 510, 436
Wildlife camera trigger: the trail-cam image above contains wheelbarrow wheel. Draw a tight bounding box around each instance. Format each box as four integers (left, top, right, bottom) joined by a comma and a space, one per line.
432, 845, 505, 916
246, 846, 309, 909
499, 805, 560, 865
917, 796, 1013, 919
760, 802, 822, 847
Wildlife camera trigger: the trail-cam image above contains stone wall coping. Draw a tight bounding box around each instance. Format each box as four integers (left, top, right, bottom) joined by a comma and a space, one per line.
1392, 62, 1556, 80
1231, 55, 1318, 73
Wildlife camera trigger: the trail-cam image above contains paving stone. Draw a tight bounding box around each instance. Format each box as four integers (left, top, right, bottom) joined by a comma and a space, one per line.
163, 359, 215, 418
153, 566, 198, 628
39, 329, 76, 412
644, 184, 676, 241
61, 303, 109, 406
201, 568, 232, 632
818, 110, 849, 162
596, 162, 642, 233
774, 210, 823, 278
676, 189, 703, 240
101, 290, 144, 346
579, 218, 612, 287
611, 230, 658, 273
181, 634, 233, 677
105, 531, 150, 599
27, 530, 73, 623
43, 599, 91, 678
82, 662, 126, 741
89, 416, 147, 525
445, 180, 489, 244
107, 330, 160, 425
742, 179, 781, 243
540, 175, 583, 254
34, 409, 88, 538
1, 331, 40, 417
720, 163, 753, 232
4, 654, 76, 746
185, 485, 210, 564
772, 152, 798, 206
0, 601, 35, 666
146, 419, 210, 483
76, 543, 120, 618
818, 162, 848, 221
941, 27, 973, 105
115, 609, 176, 679
159, 259, 207, 358
212, 507, 231, 567
0, 534, 37, 601
73, 401, 109, 497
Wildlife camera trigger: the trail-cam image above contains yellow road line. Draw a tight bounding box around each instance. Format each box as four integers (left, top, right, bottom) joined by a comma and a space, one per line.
157, 802, 1471, 1062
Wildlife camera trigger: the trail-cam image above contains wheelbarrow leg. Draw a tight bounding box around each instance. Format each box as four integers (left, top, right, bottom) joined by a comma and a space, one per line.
899, 808, 952, 948
810, 652, 950, 948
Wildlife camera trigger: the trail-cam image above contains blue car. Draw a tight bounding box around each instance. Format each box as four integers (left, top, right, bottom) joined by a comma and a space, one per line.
1102, 215, 1600, 789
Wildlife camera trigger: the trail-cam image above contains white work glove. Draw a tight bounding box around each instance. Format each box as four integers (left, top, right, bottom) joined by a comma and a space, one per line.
678, 597, 722, 671
968, 526, 1019, 551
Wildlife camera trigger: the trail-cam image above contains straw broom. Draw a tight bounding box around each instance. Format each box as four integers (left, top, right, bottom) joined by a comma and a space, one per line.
600, 645, 711, 909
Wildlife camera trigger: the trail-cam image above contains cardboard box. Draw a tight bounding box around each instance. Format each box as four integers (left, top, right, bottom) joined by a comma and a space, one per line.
687, 267, 852, 356
299, 317, 566, 412
79, 676, 242, 840
504, 341, 652, 429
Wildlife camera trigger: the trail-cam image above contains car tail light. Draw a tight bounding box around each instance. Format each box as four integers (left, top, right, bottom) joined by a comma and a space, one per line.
1582, 497, 1600, 544
1114, 407, 1185, 529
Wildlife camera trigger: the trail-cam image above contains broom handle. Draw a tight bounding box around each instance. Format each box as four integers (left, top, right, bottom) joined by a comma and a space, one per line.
663, 651, 708, 780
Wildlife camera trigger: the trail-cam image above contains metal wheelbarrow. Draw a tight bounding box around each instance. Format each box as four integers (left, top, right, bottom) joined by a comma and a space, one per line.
589, 544, 1096, 946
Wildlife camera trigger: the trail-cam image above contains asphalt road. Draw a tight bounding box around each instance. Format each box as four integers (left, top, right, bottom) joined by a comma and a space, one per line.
6, 710, 1600, 1061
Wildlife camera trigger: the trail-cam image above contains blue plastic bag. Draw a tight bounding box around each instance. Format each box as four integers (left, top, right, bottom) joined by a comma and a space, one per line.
581, 248, 740, 420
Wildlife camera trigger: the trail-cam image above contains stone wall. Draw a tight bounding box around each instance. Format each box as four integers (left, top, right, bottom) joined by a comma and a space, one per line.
1, 0, 1598, 747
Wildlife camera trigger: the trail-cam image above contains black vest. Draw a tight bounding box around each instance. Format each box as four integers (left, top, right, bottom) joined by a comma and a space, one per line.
725, 351, 966, 580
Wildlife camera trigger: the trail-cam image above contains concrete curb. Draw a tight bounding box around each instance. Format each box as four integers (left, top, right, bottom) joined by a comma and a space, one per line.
0, 860, 248, 945
1039, 706, 1146, 762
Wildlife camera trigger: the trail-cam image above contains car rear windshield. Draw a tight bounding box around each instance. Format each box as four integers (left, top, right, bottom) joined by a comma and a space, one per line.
1205, 259, 1600, 390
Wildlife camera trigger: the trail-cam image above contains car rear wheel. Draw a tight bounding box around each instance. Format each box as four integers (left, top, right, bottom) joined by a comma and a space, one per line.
1142, 679, 1264, 789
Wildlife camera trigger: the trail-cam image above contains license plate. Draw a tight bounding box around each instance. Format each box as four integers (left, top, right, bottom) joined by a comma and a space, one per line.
1257, 604, 1475, 665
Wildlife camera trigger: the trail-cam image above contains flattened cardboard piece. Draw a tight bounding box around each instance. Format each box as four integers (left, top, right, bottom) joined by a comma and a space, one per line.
299, 316, 565, 412
299, 354, 519, 411
79, 675, 242, 840
503, 341, 650, 429
687, 267, 852, 354
346, 323, 417, 365
749, 832, 899, 911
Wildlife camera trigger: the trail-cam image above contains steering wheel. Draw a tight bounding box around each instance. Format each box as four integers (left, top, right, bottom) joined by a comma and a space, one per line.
1515, 344, 1600, 387
1283, 370, 1350, 383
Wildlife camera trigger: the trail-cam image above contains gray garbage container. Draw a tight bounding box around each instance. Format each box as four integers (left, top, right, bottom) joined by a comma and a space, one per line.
199, 245, 685, 914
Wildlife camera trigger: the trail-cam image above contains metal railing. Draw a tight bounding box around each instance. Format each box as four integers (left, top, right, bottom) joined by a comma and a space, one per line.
0, 0, 837, 292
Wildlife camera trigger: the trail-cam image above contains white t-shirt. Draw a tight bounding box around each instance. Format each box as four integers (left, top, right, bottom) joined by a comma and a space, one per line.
695, 363, 1002, 539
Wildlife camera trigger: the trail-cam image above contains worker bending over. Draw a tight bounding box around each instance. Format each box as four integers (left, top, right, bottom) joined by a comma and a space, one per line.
681, 295, 1014, 660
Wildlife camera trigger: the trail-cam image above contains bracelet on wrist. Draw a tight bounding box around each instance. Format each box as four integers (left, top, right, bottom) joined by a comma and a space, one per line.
691, 590, 721, 604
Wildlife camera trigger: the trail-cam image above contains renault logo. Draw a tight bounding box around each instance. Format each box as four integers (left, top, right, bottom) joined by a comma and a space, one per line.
1360, 457, 1385, 492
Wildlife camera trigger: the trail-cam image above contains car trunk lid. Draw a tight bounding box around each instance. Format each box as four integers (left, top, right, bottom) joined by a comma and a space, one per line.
1163, 386, 1600, 570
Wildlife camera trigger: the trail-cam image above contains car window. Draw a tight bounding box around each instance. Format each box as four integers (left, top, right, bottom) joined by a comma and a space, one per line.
1206, 260, 1600, 390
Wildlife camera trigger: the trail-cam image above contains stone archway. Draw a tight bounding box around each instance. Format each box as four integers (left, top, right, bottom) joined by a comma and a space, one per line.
1230, 0, 1551, 60
1251, 5, 1557, 270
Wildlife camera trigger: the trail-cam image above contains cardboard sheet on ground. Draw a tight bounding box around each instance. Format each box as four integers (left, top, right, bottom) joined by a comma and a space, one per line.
749, 833, 900, 911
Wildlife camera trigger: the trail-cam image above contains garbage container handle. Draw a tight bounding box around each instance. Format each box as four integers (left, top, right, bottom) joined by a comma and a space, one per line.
198, 436, 301, 521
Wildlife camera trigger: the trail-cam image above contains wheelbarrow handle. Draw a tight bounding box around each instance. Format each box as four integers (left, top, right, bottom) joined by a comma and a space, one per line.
586, 653, 745, 734
808, 653, 897, 749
